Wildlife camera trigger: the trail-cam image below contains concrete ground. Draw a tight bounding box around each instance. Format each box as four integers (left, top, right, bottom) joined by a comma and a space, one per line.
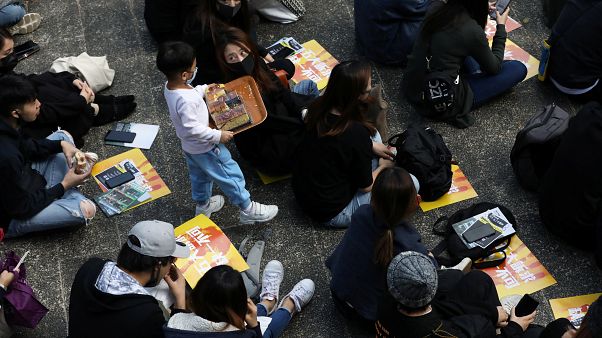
5, 0, 601, 337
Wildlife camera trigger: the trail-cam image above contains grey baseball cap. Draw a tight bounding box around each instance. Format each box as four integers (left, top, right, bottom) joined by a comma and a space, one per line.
127, 220, 189, 258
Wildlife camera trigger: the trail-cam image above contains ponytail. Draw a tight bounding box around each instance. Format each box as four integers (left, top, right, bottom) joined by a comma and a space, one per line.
373, 229, 394, 267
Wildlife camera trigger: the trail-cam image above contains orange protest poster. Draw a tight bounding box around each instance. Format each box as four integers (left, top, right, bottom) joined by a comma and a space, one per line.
287, 40, 339, 90
481, 235, 556, 298
549, 293, 602, 328
485, 16, 522, 39
420, 164, 478, 212
91, 148, 170, 215
174, 214, 249, 288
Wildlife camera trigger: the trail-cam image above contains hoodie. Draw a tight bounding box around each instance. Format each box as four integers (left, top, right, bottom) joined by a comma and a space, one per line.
0, 118, 64, 229
68, 258, 166, 338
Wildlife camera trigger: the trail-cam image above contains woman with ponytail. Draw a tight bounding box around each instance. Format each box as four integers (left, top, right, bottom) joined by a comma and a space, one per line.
325, 167, 433, 325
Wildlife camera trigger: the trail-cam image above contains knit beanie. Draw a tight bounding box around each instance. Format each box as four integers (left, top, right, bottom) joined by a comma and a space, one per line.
386, 251, 438, 309
540, 318, 573, 338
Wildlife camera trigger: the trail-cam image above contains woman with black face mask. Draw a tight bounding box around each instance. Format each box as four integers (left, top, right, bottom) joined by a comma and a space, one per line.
0, 29, 137, 147
183, 0, 295, 86
213, 27, 319, 176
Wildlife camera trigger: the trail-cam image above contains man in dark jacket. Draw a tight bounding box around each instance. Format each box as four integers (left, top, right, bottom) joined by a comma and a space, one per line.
0, 74, 95, 239
354, 0, 432, 66
68, 220, 190, 338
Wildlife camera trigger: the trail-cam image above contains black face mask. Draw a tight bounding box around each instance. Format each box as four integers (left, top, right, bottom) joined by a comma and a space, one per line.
230, 54, 255, 76
0, 53, 18, 74
217, 2, 241, 19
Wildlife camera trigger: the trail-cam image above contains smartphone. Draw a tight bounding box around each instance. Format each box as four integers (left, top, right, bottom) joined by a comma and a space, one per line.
105, 171, 135, 189
273, 46, 295, 60
490, 0, 512, 20
514, 294, 539, 317
105, 130, 136, 143
463, 220, 497, 243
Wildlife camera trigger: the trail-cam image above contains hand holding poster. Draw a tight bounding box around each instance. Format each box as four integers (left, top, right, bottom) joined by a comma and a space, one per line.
174, 215, 249, 288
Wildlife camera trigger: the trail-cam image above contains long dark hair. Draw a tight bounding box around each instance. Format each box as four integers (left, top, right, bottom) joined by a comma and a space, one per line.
183, 0, 250, 43
0, 28, 12, 52
189, 265, 248, 330
421, 0, 489, 39
305, 60, 375, 137
372, 167, 418, 267
214, 26, 278, 93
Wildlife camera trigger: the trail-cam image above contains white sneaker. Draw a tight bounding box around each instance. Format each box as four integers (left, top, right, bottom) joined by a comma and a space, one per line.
195, 195, 225, 218
239, 201, 278, 224
8, 13, 42, 35
441, 257, 472, 274
260, 260, 284, 315
278, 279, 315, 314
500, 294, 523, 316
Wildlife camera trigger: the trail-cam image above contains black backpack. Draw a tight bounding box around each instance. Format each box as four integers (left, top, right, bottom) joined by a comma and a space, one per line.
431, 202, 517, 269
388, 126, 452, 201
510, 103, 570, 191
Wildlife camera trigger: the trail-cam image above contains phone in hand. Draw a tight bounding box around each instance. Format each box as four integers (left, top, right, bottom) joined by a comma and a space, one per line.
514, 294, 539, 317
490, 0, 512, 20
462, 220, 497, 243
105, 130, 136, 143
105, 171, 135, 189
169, 264, 179, 281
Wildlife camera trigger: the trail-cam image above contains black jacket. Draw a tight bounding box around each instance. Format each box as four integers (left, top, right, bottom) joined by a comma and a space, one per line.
0, 119, 64, 229
68, 258, 167, 338
548, 0, 602, 89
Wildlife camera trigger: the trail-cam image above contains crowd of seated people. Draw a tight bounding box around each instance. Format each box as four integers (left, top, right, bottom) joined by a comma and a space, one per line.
0, 0, 600, 336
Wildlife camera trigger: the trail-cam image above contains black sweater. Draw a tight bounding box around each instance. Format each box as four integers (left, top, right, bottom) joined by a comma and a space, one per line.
0, 119, 64, 229
68, 258, 167, 338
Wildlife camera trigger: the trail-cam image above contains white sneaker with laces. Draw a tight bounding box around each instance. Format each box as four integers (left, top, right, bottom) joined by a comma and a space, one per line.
239, 201, 278, 224
278, 279, 315, 314
441, 257, 473, 274
260, 260, 284, 315
195, 195, 225, 218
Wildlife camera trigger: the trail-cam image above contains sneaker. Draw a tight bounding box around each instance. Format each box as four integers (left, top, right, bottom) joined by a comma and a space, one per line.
8, 13, 42, 35
441, 257, 472, 274
500, 294, 523, 316
239, 201, 278, 224
195, 195, 225, 218
278, 279, 315, 314
260, 260, 284, 315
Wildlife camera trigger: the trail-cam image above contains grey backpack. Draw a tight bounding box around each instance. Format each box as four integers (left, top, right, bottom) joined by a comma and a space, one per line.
510, 103, 570, 191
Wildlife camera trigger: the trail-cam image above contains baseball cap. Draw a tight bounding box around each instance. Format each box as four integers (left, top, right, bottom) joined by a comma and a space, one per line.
127, 220, 189, 258
387, 251, 438, 309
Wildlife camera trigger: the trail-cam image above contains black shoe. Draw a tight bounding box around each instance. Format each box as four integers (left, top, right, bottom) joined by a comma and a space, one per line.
94, 94, 115, 104
115, 95, 135, 104
93, 102, 137, 126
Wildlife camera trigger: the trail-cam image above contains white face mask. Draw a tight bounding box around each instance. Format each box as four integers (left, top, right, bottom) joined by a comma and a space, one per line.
186, 67, 198, 85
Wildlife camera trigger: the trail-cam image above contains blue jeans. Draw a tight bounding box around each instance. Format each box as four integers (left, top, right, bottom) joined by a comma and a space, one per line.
464, 59, 527, 108
323, 132, 382, 228
291, 80, 320, 98
256, 303, 292, 338
6, 131, 91, 238
184, 144, 251, 209
0, 4, 25, 28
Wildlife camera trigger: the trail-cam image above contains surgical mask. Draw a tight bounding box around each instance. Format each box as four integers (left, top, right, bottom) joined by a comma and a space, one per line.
186, 67, 198, 85
230, 54, 254, 76
217, 2, 241, 19
0, 53, 18, 74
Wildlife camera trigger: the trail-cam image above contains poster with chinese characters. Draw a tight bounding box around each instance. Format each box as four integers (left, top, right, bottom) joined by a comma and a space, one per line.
91, 148, 170, 214
481, 235, 556, 298
174, 214, 249, 288
549, 293, 602, 328
487, 38, 539, 81
420, 164, 478, 212
287, 40, 339, 90
485, 16, 522, 39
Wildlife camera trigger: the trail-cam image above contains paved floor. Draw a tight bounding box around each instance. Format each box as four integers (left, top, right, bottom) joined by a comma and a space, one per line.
5, 0, 602, 337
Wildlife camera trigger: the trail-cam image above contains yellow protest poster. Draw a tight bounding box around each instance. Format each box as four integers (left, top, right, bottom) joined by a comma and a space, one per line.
481, 235, 556, 298
549, 293, 602, 328
420, 165, 478, 212
287, 40, 339, 90
488, 38, 539, 81
174, 215, 249, 288
91, 148, 170, 215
